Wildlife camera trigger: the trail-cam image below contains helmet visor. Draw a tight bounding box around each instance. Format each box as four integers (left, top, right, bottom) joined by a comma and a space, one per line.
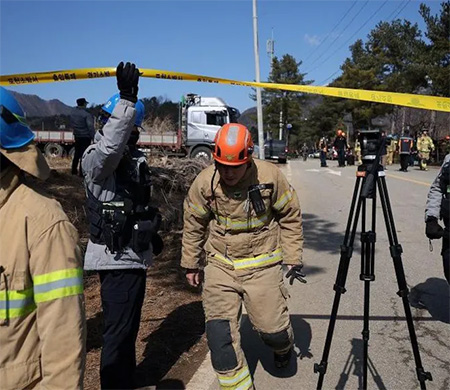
0, 105, 35, 149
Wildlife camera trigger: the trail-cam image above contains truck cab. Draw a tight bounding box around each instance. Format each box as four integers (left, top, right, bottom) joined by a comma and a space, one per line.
181, 94, 240, 160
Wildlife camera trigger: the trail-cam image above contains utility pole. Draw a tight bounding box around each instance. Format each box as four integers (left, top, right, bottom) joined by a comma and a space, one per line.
267, 28, 275, 72
253, 0, 265, 159
279, 110, 283, 140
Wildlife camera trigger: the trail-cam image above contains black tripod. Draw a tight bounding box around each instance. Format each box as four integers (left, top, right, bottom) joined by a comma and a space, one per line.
314, 158, 432, 390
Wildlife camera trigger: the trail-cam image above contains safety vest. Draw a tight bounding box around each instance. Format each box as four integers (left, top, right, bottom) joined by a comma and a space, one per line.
399, 137, 413, 154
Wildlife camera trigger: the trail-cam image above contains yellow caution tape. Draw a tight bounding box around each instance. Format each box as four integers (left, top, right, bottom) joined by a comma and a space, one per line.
1, 67, 450, 113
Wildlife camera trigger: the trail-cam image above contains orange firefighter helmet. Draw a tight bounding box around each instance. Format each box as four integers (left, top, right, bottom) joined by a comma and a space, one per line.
213, 123, 254, 166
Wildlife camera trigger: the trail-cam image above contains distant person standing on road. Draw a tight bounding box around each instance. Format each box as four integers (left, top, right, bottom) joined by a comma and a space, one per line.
319, 137, 328, 167
70, 97, 94, 176
380, 131, 388, 170
417, 129, 435, 171
301, 143, 308, 161
333, 129, 347, 167
425, 153, 450, 283
354, 133, 362, 165
398, 133, 414, 172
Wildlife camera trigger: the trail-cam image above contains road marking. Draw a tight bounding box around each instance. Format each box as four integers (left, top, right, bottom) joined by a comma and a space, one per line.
305, 168, 341, 176
305, 169, 321, 173
325, 168, 341, 176
386, 173, 431, 187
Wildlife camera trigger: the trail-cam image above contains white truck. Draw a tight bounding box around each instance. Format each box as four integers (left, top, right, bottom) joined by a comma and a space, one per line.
32, 93, 240, 160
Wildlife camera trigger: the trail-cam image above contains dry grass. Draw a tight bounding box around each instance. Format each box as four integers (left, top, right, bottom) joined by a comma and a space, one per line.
27, 156, 210, 389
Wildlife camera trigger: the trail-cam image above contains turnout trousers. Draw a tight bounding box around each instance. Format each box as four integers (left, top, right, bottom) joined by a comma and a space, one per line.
202, 262, 293, 390
98, 269, 146, 389
337, 149, 346, 167
419, 151, 431, 170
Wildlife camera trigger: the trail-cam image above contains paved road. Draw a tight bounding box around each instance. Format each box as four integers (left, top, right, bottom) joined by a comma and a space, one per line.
187, 159, 450, 390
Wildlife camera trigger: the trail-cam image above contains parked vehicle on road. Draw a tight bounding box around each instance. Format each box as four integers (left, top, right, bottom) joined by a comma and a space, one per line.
254, 139, 288, 164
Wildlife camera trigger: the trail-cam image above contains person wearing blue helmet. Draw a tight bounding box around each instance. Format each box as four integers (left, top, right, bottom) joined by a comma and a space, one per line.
81, 62, 163, 389
0, 86, 86, 389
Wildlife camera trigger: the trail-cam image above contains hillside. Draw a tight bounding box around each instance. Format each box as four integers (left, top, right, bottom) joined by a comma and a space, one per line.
9, 90, 74, 117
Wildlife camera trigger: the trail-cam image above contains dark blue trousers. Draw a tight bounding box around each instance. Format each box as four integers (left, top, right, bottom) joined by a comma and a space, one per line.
99, 269, 146, 389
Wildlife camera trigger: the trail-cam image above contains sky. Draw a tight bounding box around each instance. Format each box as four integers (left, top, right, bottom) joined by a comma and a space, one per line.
0, 0, 443, 113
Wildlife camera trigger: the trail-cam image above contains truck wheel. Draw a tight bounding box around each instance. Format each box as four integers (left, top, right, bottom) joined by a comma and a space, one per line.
44, 143, 64, 158
279, 158, 287, 164
68, 147, 76, 159
191, 146, 212, 161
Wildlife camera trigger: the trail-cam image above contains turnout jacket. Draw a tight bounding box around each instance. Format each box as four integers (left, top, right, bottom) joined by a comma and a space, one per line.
417, 135, 435, 153
82, 99, 152, 270
181, 159, 303, 274
0, 166, 85, 390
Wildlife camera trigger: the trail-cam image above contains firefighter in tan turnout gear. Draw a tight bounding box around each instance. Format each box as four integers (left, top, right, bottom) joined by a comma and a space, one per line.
417, 129, 435, 170
182, 123, 305, 390
0, 87, 85, 389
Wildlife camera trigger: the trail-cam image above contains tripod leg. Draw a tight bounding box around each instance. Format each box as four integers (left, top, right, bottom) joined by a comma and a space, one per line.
377, 175, 432, 389
315, 176, 364, 390
360, 190, 377, 390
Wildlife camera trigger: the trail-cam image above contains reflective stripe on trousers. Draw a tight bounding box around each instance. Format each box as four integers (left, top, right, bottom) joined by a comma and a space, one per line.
217, 365, 253, 390
213, 249, 282, 270
0, 267, 83, 320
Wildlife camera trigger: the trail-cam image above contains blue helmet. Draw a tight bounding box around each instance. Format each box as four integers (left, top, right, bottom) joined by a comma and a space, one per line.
0, 87, 35, 149
101, 93, 144, 127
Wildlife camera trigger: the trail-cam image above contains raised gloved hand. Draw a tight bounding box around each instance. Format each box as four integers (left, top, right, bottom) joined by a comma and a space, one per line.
116, 61, 139, 103
285, 264, 307, 285
426, 217, 444, 239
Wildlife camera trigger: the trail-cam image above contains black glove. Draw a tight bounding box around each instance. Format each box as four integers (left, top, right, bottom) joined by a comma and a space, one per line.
152, 233, 164, 256
116, 61, 139, 103
285, 264, 307, 285
426, 218, 444, 239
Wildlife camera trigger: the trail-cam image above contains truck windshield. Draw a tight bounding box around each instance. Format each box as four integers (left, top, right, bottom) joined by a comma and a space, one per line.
227, 107, 240, 123
206, 111, 228, 126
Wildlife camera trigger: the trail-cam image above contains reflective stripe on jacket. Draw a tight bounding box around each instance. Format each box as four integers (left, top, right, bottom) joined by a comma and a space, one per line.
181, 159, 303, 273
0, 166, 85, 390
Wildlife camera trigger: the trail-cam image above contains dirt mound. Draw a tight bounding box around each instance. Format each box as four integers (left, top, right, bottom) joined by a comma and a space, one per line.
27, 157, 210, 389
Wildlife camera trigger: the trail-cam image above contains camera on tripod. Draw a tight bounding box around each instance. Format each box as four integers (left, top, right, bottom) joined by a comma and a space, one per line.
358, 129, 384, 164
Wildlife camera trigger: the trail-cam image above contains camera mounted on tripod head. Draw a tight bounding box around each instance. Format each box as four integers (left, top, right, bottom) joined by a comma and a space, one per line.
358, 129, 383, 165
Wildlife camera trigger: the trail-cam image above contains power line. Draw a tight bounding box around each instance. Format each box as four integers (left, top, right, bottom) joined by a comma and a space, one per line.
306, 0, 389, 74
390, 0, 412, 21
303, 1, 358, 61
303, 0, 370, 69
319, 70, 341, 85
314, 0, 411, 87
